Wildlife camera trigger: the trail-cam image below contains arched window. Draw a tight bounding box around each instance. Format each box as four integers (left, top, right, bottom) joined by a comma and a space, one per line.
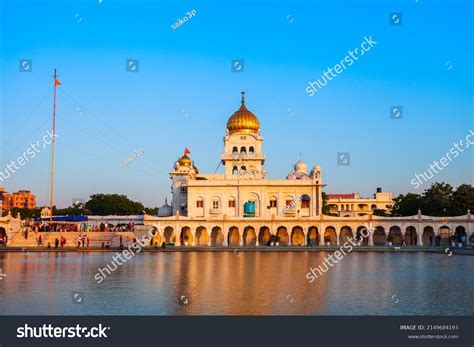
232, 166, 238, 175
371, 204, 377, 210
241, 166, 247, 175
212, 199, 220, 210
240, 147, 247, 155
270, 197, 277, 208
249, 146, 255, 155
196, 197, 204, 208
301, 194, 310, 208
228, 197, 236, 208
232, 147, 238, 156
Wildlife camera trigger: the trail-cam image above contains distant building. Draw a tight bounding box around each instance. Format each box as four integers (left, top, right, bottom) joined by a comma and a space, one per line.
327, 188, 393, 217
0, 188, 5, 215
1, 189, 37, 211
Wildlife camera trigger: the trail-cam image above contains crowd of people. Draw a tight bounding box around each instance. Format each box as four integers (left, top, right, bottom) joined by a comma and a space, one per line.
33, 223, 81, 232
9, 221, 135, 248
28, 222, 135, 233
427, 234, 473, 247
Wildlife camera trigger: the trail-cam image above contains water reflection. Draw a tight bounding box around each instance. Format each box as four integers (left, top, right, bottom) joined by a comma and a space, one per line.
0, 252, 472, 315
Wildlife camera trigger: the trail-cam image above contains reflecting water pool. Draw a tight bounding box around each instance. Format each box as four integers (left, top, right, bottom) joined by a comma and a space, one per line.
0, 251, 472, 315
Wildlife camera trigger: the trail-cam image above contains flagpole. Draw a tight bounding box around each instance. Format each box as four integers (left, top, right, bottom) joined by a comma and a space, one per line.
49, 69, 58, 224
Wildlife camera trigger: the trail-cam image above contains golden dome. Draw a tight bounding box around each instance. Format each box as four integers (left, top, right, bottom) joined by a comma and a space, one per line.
178, 154, 192, 167
226, 92, 260, 133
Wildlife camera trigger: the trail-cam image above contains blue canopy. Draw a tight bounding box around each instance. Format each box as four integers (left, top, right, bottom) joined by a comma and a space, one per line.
35, 215, 88, 222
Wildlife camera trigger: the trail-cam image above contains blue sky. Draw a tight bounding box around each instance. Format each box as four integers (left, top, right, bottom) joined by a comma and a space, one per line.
1, 0, 473, 208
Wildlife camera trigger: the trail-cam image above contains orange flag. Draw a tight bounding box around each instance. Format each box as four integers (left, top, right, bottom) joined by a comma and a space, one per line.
54, 78, 61, 86
184, 148, 191, 155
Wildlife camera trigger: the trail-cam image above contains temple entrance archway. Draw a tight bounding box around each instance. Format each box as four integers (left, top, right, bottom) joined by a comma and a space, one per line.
291, 226, 305, 246
388, 226, 402, 246
405, 226, 417, 245
422, 226, 435, 245
307, 226, 320, 246
180, 226, 193, 246
258, 227, 271, 246
276, 226, 289, 246
164, 227, 175, 244
324, 227, 337, 246
211, 227, 224, 246
196, 226, 209, 246
339, 226, 353, 244
373, 226, 386, 246
228, 226, 241, 246
243, 226, 257, 246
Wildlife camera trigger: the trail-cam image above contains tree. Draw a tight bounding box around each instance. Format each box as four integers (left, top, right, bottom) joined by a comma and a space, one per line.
55, 202, 87, 216
450, 184, 474, 216
321, 192, 332, 215
84, 194, 145, 215
391, 193, 421, 216
420, 182, 453, 216
372, 209, 389, 216
143, 207, 158, 215
7, 207, 42, 219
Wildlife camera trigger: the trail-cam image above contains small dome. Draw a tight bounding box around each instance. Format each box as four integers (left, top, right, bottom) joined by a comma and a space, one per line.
178, 154, 191, 167
294, 160, 307, 174
158, 198, 172, 217
177, 149, 193, 167
226, 92, 260, 133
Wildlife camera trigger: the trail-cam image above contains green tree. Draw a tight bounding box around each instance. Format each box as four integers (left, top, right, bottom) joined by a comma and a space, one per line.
54, 202, 87, 216
391, 193, 421, 216
143, 207, 158, 215
8, 207, 42, 219
450, 184, 474, 216
84, 194, 145, 215
420, 182, 453, 216
372, 209, 389, 216
321, 192, 333, 215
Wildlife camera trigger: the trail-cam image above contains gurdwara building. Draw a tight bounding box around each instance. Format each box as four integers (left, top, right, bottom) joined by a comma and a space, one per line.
144, 93, 471, 247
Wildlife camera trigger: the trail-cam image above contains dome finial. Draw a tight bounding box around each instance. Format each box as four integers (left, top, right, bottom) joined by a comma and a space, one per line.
226, 92, 260, 133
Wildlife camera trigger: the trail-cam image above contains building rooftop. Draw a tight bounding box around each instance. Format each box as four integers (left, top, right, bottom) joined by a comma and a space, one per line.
327, 194, 357, 199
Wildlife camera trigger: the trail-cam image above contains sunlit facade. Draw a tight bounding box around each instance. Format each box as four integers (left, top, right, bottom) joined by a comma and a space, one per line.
145, 93, 472, 247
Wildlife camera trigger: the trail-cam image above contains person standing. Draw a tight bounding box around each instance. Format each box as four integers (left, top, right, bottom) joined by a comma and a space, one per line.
460, 234, 466, 248
429, 235, 433, 247
86, 236, 90, 248
54, 238, 59, 249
